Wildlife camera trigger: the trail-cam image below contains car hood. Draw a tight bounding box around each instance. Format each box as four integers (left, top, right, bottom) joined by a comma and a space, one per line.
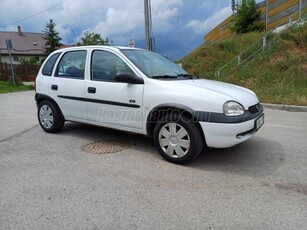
163, 79, 259, 109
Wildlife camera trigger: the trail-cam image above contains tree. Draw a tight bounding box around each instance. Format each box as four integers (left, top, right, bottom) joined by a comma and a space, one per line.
230, 0, 263, 34
77, 31, 109, 46
42, 19, 62, 54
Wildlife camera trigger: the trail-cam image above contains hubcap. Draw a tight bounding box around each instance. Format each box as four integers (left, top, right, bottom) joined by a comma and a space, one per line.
158, 123, 190, 158
39, 105, 54, 129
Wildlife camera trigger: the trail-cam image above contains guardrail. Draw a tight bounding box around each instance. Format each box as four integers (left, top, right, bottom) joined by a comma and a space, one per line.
215, 3, 307, 78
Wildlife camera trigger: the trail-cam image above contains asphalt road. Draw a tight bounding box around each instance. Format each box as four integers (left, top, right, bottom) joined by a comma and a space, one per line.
1, 91, 307, 230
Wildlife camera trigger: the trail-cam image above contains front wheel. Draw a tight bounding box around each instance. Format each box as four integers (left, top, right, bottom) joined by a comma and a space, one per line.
38, 100, 64, 133
153, 114, 204, 164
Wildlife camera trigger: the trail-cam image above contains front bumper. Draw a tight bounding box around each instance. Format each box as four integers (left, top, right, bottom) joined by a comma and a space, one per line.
200, 116, 262, 148
197, 104, 264, 148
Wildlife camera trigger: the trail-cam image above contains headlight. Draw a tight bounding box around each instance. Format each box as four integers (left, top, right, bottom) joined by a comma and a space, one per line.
223, 101, 245, 116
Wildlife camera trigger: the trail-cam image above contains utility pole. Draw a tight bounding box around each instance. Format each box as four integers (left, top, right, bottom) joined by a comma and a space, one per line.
231, 0, 236, 15
144, 0, 150, 50
6, 39, 15, 86
265, 0, 269, 30
299, 0, 302, 20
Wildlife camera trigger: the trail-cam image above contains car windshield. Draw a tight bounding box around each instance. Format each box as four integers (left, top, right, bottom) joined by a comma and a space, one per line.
121, 49, 195, 79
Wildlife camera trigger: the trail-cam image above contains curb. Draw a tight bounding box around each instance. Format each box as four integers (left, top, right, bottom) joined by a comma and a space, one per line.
262, 103, 307, 112
22, 82, 34, 86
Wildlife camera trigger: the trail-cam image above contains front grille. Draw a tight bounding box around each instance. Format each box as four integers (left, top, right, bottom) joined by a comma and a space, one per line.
249, 103, 261, 114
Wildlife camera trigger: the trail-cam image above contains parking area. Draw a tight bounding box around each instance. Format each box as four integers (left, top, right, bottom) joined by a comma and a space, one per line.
1, 91, 307, 229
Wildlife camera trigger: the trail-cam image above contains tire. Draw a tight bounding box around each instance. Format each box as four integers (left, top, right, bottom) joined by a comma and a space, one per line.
38, 100, 64, 133
153, 113, 204, 164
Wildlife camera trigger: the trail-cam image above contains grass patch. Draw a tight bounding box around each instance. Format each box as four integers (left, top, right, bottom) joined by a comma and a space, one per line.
0, 81, 34, 94
181, 23, 307, 105
182, 32, 264, 78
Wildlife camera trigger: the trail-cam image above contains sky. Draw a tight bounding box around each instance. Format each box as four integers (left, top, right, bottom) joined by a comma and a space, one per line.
0, 0, 262, 60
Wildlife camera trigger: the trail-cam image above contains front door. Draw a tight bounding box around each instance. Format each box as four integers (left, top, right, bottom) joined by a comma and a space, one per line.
85, 49, 144, 129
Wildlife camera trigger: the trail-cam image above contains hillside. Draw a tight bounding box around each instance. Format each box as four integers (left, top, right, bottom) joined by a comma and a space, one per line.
181, 23, 307, 106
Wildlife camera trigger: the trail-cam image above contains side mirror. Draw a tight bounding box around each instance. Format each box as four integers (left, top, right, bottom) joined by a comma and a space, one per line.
115, 74, 144, 84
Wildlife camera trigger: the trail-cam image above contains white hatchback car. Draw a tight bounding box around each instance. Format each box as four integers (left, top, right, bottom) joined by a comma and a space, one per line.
35, 46, 264, 164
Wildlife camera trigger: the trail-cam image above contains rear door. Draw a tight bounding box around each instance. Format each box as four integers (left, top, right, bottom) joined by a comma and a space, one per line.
51, 50, 88, 120
85, 49, 144, 129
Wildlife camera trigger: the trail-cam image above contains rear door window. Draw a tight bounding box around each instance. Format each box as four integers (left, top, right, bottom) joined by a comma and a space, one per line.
56, 51, 87, 79
42, 53, 61, 76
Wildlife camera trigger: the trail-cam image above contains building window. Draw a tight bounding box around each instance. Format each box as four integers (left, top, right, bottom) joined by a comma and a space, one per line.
14, 57, 19, 61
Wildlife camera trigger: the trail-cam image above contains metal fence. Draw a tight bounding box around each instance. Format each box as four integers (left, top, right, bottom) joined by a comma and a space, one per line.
215, 3, 307, 78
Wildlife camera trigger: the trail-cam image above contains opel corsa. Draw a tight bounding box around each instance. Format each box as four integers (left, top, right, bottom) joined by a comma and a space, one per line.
35, 46, 264, 164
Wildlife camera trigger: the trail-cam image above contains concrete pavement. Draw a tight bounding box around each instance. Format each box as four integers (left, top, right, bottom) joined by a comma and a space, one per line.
0, 91, 307, 229
0, 90, 37, 142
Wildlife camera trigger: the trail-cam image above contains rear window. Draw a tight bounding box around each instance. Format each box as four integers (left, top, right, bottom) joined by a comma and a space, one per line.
42, 53, 61, 76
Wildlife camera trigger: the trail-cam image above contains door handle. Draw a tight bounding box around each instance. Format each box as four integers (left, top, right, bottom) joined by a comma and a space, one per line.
87, 87, 96, 94
51, 85, 58, 90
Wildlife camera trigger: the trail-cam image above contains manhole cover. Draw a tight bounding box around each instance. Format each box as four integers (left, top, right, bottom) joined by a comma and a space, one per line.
83, 138, 133, 154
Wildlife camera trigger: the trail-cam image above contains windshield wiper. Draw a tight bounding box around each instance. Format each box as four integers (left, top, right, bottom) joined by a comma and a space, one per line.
151, 74, 199, 79
151, 75, 178, 79
177, 74, 198, 79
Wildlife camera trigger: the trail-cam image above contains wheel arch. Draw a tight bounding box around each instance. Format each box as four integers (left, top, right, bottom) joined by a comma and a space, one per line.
146, 103, 206, 142
35, 93, 65, 121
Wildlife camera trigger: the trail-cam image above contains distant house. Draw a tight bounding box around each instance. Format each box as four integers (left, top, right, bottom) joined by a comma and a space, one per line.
0, 26, 47, 64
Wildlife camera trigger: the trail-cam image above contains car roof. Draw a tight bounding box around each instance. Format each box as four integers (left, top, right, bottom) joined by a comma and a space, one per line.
54, 46, 144, 53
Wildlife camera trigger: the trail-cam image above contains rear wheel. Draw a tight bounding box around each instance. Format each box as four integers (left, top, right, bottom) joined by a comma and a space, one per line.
38, 100, 64, 133
153, 114, 204, 164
